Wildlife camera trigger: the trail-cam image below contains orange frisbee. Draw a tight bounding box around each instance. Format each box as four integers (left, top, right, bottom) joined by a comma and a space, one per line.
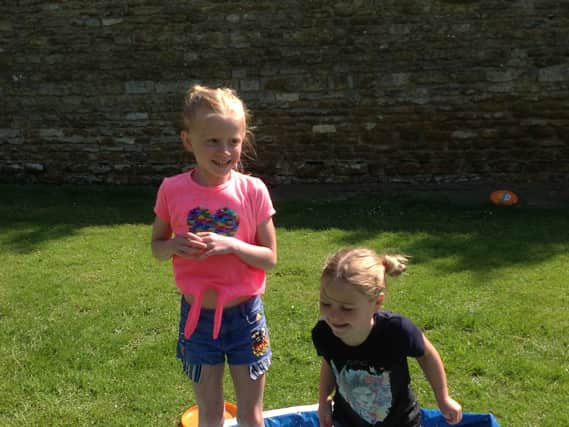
180, 401, 237, 427
489, 190, 519, 206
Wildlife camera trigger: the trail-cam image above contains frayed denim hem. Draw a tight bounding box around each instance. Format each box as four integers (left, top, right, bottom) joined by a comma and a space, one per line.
249, 356, 271, 380
181, 359, 203, 383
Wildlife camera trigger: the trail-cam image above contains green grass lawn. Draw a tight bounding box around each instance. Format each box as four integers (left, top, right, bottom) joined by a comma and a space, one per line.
1, 184, 568, 426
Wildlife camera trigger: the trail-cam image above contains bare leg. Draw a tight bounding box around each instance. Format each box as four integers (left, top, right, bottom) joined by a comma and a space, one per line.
192, 364, 225, 427
229, 364, 266, 427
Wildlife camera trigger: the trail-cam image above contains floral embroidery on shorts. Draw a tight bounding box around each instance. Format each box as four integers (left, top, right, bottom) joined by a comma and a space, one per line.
251, 327, 269, 357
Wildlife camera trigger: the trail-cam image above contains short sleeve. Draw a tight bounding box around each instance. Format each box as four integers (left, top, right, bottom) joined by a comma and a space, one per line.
311, 321, 327, 357
251, 178, 276, 224
153, 178, 170, 223
398, 316, 425, 358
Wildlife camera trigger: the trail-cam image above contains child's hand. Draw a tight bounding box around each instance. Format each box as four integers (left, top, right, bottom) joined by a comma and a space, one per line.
169, 233, 207, 259
195, 231, 236, 257
317, 398, 333, 427
439, 396, 462, 425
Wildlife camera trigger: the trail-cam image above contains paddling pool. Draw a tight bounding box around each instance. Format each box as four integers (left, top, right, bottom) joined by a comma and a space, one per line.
223, 404, 500, 427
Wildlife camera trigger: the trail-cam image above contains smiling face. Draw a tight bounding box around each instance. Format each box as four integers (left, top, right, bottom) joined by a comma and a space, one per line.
319, 279, 384, 346
181, 108, 245, 186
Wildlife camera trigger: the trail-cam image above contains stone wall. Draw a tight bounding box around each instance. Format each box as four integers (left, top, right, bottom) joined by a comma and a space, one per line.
1, 0, 568, 186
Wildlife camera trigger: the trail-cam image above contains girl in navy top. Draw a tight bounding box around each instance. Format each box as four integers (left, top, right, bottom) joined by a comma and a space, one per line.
312, 248, 462, 427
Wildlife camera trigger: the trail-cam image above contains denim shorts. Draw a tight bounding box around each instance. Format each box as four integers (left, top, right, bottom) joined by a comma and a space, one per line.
176, 295, 271, 383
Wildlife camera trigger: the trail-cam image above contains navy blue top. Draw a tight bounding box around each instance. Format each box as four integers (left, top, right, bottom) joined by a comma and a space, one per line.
312, 311, 425, 427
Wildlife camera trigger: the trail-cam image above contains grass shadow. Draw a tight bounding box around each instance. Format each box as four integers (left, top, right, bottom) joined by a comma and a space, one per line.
2, 185, 568, 278
0, 184, 156, 254
274, 195, 569, 276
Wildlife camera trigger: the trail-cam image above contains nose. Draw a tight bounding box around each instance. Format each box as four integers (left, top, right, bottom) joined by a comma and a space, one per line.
217, 141, 233, 154
326, 307, 342, 323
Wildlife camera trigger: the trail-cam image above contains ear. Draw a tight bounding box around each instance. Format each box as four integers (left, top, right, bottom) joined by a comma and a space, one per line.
181, 130, 193, 152
375, 293, 385, 309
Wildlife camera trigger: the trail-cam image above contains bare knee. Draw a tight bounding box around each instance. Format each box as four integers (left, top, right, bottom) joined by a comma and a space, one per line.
191, 364, 226, 427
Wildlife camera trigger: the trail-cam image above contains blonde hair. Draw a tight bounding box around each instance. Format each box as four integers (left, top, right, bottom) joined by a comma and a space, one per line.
321, 247, 408, 299
179, 84, 256, 168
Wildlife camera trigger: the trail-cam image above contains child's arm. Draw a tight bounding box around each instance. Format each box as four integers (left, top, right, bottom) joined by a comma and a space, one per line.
196, 217, 277, 270
150, 216, 207, 261
318, 358, 335, 427
416, 334, 463, 425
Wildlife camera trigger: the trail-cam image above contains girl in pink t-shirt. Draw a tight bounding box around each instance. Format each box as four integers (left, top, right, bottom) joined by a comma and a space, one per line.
151, 85, 277, 427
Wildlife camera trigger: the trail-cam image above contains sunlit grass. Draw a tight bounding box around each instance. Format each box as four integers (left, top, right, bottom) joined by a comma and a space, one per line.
1, 184, 568, 426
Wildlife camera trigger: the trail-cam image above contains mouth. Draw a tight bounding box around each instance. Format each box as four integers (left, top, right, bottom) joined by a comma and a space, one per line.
212, 159, 232, 168
330, 322, 349, 332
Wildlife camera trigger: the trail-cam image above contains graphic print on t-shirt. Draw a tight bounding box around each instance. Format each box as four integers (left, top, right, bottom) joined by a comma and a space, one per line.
331, 360, 392, 424
187, 207, 240, 236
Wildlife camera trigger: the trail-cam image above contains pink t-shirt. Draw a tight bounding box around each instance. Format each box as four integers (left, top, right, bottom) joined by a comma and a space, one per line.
154, 170, 275, 339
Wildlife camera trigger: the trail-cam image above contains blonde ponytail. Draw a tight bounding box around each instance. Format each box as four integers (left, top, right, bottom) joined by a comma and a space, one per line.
382, 254, 408, 277
321, 248, 409, 299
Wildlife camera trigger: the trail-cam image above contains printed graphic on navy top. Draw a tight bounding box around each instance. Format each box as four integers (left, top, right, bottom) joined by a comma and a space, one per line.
332, 360, 392, 424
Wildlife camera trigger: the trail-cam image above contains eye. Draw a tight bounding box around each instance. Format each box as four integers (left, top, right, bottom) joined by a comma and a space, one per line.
341, 306, 354, 312
231, 138, 242, 146
207, 138, 219, 145
319, 301, 331, 308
